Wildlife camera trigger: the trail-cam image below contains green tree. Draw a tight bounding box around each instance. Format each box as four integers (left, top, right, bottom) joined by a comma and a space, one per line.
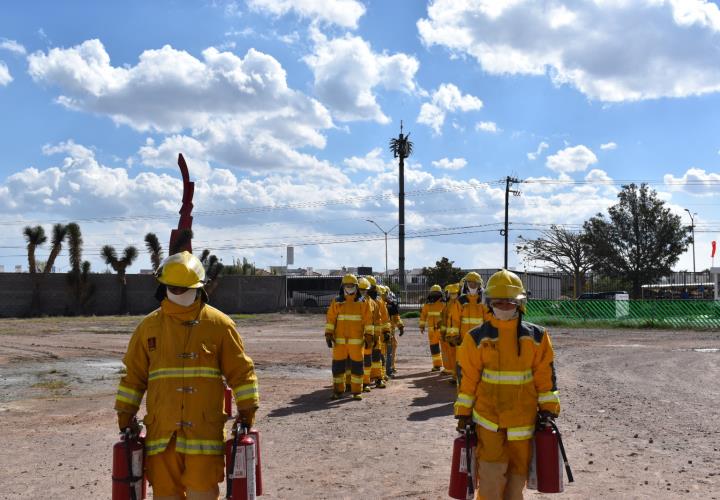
422, 257, 464, 289
144, 232, 164, 271
44, 223, 68, 273
582, 183, 691, 298
23, 225, 47, 273
101, 245, 139, 314
516, 225, 593, 298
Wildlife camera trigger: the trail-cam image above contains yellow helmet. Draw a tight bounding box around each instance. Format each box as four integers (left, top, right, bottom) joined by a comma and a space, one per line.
342, 274, 359, 285
377, 284, 388, 295
484, 269, 527, 309
358, 277, 371, 290
156, 251, 206, 288
365, 275, 377, 287
430, 284, 442, 293
464, 271, 484, 286
446, 283, 460, 294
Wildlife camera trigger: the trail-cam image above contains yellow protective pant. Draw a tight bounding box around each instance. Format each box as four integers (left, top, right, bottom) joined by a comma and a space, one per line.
440, 339, 456, 375
385, 333, 398, 374
146, 434, 224, 499
332, 340, 364, 394
475, 427, 531, 500
362, 343, 373, 385
370, 335, 386, 380
427, 328, 442, 368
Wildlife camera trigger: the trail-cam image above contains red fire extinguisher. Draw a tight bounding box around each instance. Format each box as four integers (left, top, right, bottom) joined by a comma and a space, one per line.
528, 417, 574, 493
226, 424, 263, 499
112, 421, 147, 500
448, 424, 476, 500
224, 384, 234, 419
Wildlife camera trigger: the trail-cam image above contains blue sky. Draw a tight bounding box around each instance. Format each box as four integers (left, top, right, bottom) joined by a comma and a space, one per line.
2, 0, 720, 274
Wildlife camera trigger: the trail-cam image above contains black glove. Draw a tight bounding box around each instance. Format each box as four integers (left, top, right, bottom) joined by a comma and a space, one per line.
456, 415, 472, 432
398, 325, 404, 336
118, 413, 141, 438
538, 409, 558, 425
364, 333, 374, 348
325, 334, 334, 348
383, 332, 390, 342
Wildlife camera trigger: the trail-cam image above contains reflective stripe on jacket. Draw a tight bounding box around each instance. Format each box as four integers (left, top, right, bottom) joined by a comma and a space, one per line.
419, 301, 444, 330
325, 293, 373, 340
458, 294, 490, 340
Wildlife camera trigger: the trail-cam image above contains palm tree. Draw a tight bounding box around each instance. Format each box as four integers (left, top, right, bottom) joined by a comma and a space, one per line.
23, 225, 47, 273
44, 223, 68, 273
144, 233, 164, 271
102, 245, 139, 314
389, 125, 413, 290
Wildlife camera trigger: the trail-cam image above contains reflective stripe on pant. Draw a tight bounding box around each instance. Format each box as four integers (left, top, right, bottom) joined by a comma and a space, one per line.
440, 339, 455, 374
363, 344, 372, 384
370, 335, 385, 379
146, 434, 223, 498
427, 328, 442, 367
386, 333, 398, 373
474, 426, 531, 499
333, 341, 364, 394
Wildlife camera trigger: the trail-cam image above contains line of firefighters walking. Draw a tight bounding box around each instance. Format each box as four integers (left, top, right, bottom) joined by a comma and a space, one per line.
324, 268, 562, 499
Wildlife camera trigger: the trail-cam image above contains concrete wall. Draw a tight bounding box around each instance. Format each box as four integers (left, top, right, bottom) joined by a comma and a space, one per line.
0, 273, 286, 317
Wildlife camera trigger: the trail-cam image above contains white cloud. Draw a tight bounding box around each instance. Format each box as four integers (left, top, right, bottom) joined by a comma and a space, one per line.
0, 38, 26, 55
664, 167, 720, 195
418, 0, 720, 102
546, 145, 598, 173
304, 30, 419, 123
475, 121, 500, 133
0, 61, 11, 86
432, 157, 467, 170
600, 141, 617, 150
417, 83, 483, 134
27, 39, 335, 174
343, 148, 391, 173
247, 0, 366, 29
527, 141, 549, 161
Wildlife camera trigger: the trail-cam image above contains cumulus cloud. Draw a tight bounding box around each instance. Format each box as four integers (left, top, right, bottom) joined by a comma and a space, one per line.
26, 39, 338, 175
417, 83, 483, 134
418, 0, 720, 102
664, 167, 720, 195
247, 0, 366, 29
0, 62, 11, 86
343, 148, 391, 173
546, 145, 598, 173
432, 157, 467, 170
475, 121, 500, 133
600, 141, 617, 150
304, 30, 419, 123
527, 141, 549, 161
0, 38, 26, 55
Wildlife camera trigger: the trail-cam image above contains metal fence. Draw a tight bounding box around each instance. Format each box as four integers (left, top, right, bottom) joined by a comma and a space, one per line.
526, 299, 720, 329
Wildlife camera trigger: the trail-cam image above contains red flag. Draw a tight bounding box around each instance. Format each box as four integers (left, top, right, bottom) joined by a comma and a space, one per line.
712, 241, 717, 258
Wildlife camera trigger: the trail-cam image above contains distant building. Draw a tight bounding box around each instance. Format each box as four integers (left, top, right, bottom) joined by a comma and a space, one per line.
15, 265, 22, 273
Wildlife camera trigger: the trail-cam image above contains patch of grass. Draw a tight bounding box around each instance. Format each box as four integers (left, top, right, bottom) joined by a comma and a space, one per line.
230, 314, 257, 320
32, 380, 69, 390
400, 311, 420, 319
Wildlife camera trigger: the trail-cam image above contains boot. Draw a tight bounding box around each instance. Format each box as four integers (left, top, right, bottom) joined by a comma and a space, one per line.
330, 392, 342, 400
503, 474, 526, 500
476, 461, 509, 500
362, 384, 372, 393
375, 379, 386, 388
352, 393, 363, 400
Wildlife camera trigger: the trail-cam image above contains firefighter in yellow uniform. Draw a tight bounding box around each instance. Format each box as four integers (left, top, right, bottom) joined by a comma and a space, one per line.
419, 284, 445, 371
441, 283, 462, 383
458, 272, 489, 345
372, 284, 391, 385
385, 287, 404, 377
325, 274, 373, 400
115, 251, 259, 500
454, 270, 561, 500
357, 277, 379, 391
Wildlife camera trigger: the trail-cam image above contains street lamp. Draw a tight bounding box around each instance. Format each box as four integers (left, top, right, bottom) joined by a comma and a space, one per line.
366, 219, 398, 284
684, 209, 697, 274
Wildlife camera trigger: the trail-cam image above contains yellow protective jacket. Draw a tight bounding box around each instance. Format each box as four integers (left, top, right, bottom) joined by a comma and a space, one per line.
115, 299, 259, 456
444, 297, 462, 340
454, 316, 560, 441
419, 299, 444, 331
325, 293, 373, 343
376, 297, 391, 334
458, 294, 489, 340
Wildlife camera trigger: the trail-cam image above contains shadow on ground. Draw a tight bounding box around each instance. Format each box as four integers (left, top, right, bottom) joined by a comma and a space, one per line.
267, 387, 358, 417
405, 370, 456, 421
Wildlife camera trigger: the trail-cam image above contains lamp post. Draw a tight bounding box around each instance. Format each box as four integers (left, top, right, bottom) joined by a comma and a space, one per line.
684, 208, 697, 275
366, 219, 398, 284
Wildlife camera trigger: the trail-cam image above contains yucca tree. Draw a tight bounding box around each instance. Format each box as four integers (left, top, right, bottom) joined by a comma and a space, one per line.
102, 245, 139, 314
199, 249, 224, 296
44, 223, 68, 273
66, 223, 93, 315
144, 233, 164, 271
66, 223, 83, 276
23, 225, 47, 273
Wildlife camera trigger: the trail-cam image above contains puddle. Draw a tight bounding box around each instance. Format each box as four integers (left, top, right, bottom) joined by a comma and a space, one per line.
673, 348, 719, 353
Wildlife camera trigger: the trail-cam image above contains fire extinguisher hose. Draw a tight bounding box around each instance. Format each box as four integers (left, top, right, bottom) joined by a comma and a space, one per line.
547, 420, 574, 483
227, 424, 241, 499
465, 424, 475, 499
123, 427, 140, 500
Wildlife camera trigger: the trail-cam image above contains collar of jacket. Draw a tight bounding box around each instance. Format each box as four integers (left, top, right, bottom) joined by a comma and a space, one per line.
160, 298, 204, 323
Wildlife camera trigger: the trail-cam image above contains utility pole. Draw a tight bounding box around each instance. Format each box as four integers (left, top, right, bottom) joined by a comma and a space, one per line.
501, 176, 521, 269
389, 121, 413, 293
684, 208, 697, 274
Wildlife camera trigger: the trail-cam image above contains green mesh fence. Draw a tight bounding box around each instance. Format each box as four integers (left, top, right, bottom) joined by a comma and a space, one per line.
525, 300, 720, 329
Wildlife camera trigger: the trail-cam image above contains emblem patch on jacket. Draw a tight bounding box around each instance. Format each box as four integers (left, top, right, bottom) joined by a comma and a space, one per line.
148, 337, 156, 351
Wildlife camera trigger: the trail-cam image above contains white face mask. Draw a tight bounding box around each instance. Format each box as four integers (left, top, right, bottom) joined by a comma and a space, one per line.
344, 286, 357, 295
449, 293, 458, 300
493, 307, 519, 321
167, 288, 198, 307
468, 287, 478, 296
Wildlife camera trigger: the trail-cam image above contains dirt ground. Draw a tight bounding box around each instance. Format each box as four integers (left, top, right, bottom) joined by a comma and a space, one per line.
0, 312, 719, 499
